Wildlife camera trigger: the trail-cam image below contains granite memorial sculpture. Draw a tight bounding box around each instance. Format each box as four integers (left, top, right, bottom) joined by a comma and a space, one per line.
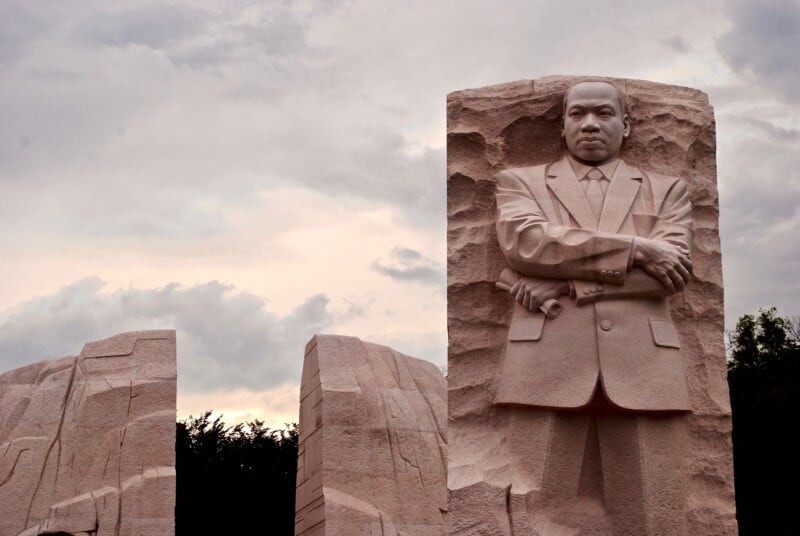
295, 335, 447, 536
447, 77, 736, 535
0, 330, 177, 536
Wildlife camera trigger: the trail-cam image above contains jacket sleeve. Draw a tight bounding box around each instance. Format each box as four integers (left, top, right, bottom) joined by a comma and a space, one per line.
572, 177, 694, 304
648, 176, 693, 251
572, 269, 672, 304
495, 169, 634, 282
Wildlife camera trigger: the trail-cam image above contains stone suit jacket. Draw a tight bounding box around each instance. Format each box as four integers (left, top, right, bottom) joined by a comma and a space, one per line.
493, 156, 693, 411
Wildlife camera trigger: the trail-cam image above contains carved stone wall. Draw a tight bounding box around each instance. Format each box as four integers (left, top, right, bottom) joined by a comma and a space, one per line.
447, 77, 736, 534
295, 335, 447, 536
0, 330, 176, 536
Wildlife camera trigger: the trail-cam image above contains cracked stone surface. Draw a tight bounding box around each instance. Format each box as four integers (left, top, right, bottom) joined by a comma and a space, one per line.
447, 77, 737, 534
0, 330, 176, 536
295, 335, 447, 536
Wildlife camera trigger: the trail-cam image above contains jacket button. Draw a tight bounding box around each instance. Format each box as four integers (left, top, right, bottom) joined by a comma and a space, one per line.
600, 319, 612, 331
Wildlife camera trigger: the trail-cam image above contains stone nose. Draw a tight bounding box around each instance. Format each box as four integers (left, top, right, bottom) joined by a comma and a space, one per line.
580, 117, 600, 131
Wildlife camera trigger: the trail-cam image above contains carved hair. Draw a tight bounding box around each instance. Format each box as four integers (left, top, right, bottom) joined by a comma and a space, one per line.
561, 79, 628, 117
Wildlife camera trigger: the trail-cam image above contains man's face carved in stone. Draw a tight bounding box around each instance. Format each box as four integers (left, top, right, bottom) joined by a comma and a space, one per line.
562, 82, 631, 165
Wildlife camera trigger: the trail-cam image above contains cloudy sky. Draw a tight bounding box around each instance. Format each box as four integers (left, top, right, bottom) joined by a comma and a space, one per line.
1, 0, 798, 427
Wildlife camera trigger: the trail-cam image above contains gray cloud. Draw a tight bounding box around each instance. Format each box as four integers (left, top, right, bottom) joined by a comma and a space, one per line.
371, 247, 444, 287
0, 3, 49, 67
1, 0, 799, 343
0, 0, 720, 239
663, 35, 690, 53
727, 116, 800, 143
76, 4, 206, 50
717, 111, 800, 323
276, 132, 446, 227
719, 116, 800, 232
0, 278, 332, 392
0, 0, 447, 238
73, 2, 311, 69
717, 0, 800, 101
238, 7, 309, 58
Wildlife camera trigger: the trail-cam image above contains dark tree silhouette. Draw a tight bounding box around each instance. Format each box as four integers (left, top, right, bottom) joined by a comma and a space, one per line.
728, 307, 800, 535
172, 308, 798, 535
176, 412, 298, 534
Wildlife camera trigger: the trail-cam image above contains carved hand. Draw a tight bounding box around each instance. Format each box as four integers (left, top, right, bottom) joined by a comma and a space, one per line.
505, 276, 570, 313
632, 237, 692, 292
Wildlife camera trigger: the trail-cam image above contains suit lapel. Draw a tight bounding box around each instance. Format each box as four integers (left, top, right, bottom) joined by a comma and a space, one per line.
598, 160, 642, 233
546, 157, 597, 230
518, 166, 559, 224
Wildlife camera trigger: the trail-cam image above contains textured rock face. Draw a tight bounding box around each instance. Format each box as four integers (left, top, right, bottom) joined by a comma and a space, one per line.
295, 335, 447, 536
447, 77, 736, 534
0, 330, 176, 536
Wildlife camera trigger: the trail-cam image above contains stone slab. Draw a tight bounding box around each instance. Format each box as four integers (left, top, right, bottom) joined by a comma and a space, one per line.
446, 76, 736, 535
0, 330, 176, 536
295, 335, 447, 536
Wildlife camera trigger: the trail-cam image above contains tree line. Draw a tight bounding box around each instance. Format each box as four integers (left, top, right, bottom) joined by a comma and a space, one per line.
175, 307, 799, 535
727, 307, 800, 535
176, 412, 298, 534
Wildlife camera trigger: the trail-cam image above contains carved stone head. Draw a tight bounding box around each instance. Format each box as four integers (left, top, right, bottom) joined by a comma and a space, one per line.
562, 81, 631, 165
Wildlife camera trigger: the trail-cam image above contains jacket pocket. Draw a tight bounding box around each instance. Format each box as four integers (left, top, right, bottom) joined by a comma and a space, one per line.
649, 318, 681, 349
509, 315, 546, 342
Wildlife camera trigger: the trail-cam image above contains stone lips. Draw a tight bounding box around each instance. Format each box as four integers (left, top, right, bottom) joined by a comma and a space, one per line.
295, 335, 447, 536
0, 330, 176, 536
447, 76, 736, 534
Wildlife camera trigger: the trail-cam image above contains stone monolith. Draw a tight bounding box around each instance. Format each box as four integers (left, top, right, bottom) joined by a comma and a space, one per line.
447, 76, 736, 534
295, 335, 447, 536
0, 330, 177, 536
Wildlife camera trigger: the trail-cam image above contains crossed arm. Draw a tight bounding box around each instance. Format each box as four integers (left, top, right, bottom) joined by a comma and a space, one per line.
495, 170, 693, 312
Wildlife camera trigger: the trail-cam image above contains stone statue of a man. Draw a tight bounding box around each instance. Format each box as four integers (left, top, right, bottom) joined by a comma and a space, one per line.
492, 80, 694, 534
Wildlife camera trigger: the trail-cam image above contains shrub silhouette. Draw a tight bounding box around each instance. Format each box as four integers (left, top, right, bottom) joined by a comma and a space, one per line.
176, 412, 297, 534
728, 308, 800, 535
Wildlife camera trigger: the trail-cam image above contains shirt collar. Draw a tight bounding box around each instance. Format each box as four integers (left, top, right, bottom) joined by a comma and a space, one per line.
567, 155, 620, 180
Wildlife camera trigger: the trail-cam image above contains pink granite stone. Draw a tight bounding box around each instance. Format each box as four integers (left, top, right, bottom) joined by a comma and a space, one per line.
447, 76, 736, 535
0, 330, 176, 536
295, 335, 447, 536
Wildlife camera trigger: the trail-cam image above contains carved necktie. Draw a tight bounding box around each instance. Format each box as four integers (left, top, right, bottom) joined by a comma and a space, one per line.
584, 167, 606, 222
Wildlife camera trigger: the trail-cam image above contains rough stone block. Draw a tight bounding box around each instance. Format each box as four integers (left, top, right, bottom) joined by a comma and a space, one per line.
295, 335, 447, 536
0, 330, 176, 536
447, 76, 736, 534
